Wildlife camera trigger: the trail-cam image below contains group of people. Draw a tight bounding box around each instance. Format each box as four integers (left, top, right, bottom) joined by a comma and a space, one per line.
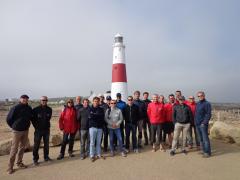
6, 90, 212, 174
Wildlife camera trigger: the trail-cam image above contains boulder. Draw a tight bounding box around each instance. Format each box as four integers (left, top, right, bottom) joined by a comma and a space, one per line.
0, 139, 12, 156
210, 121, 240, 145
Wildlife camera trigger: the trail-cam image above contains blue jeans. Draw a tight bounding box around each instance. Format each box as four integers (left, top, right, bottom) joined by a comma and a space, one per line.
125, 123, 137, 150
196, 124, 211, 155
109, 128, 124, 152
89, 127, 103, 158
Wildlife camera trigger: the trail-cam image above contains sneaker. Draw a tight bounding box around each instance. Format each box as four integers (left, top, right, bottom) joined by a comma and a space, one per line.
90, 157, 95, 162
17, 162, 27, 169
124, 149, 129, 153
80, 156, 84, 160
33, 161, 39, 166
44, 157, 52, 162
133, 149, 139, 153
182, 150, 188, 155
57, 154, 64, 160
138, 145, 143, 149
69, 153, 75, 158
170, 151, 175, 156
121, 152, 127, 157
7, 168, 14, 175
97, 155, 106, 160
188, 145, 193, 149
202, 153, 211, 158
110, 151, 115, 157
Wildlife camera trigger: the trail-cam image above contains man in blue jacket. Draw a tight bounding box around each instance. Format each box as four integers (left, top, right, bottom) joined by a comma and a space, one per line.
195, 91, 212, 158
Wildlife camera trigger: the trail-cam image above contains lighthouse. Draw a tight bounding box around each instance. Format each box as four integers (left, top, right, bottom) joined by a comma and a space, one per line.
111, 33, 128, 102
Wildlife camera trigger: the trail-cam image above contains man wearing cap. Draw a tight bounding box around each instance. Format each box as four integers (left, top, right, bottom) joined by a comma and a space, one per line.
32, 96, 52, 165
6, 95, 33, 174
170, 96, 192, 156
116, 93, 126, 146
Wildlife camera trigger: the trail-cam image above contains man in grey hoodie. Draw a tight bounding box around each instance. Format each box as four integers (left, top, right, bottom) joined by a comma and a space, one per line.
105, 100, 127, 157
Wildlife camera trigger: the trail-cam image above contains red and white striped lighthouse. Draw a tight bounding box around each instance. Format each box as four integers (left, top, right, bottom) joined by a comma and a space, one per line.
111, 33, 128, 102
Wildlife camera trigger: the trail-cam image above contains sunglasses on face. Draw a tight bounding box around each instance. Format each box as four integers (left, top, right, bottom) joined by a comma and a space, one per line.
42, 100, 48, 102
111, 103, 116, 104
128, 99, 133, 101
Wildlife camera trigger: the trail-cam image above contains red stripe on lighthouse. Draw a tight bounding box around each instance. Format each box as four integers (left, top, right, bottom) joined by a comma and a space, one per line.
112, 63, 127, 82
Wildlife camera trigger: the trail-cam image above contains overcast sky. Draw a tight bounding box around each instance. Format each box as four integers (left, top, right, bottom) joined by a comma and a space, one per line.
0, 0, 239, 102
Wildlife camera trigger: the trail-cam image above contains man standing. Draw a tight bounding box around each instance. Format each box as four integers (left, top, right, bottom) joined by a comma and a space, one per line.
195, 91, 212, 158
123, 96, 139, 153
133, 91, 146, 148
32, 96, 52, 165
170, 96, 192, 156
163, 94, 175, 148
6, 95, 33, 174
186, 96, 200, 149
142, 92, 151, 146
88, 97, 105, 162
75, 96, 83, 111
77, 99, 90, 160
116, 93, 126, 146
99, 95, 109, 152
105, 100, 126, 157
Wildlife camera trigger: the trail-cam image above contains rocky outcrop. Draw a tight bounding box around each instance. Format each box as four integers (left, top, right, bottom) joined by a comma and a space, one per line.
210, 121, 240, 145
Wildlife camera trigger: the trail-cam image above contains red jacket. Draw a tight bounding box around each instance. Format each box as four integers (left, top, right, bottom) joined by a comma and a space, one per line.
59, 107, 79, 133
147, 102, 165, 124
185, 101, 196, 117
164, 102, 176, 122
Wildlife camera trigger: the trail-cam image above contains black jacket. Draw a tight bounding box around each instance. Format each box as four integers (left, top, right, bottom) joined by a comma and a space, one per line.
88, 106, 105, 129
32, 105, 52, 131
133, 99, 146, 119
173, 104, 192, 124
6, 103, 33, 131
77, 106, 90, 130
123, 104, 140, 125
75, 104, 83, 111
143, 99, 151, 119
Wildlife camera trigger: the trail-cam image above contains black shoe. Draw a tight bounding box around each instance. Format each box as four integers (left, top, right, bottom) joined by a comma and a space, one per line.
138, 145, 143, 149
182, 150, 188, 155
44, 157, 52, 162
69, 153, 75, 158
144, 142, 148, 146
90, 157, 95, 162
202, 153, 211, 158
170, 151, 175, 156
33, 161, 39, 166
57, 154, 64, 160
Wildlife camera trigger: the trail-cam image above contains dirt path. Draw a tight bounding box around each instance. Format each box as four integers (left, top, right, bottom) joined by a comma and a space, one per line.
0, 140, 240, 180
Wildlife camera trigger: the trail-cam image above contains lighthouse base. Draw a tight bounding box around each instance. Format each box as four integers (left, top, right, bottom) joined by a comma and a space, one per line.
111, 82, 128, 102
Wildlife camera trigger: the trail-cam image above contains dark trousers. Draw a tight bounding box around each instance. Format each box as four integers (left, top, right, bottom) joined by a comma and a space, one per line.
143, 118, 151, 144
60, 132, 76, 156
125, 123, 137, 150
102, 126, 109, 151
188, 124, 200, 146
80, 130, 89, 157
33, 130, 50, 162
151, 123, 164, 145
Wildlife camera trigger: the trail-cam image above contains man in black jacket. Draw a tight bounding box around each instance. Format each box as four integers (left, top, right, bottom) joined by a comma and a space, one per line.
133, 91, 146, 148
142, 92, 151, 145
170, 96, 192, 156
77, 99, 90, 160
123, 96, 140, 153
32, 96, 52, 165
6, 95, 33, 174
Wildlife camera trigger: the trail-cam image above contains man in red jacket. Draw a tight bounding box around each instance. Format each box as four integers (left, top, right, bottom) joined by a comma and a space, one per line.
163, 94, 176, 148
185, 96, 200, 149
57, 99, 78, 160
147, 94, 165, 152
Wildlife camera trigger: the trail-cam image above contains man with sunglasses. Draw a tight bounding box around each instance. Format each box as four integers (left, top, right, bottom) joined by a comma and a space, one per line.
195, 91, 212, 158
105, 100, 126, 157
123, 96, 139, 153
32, 96, 52, 165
